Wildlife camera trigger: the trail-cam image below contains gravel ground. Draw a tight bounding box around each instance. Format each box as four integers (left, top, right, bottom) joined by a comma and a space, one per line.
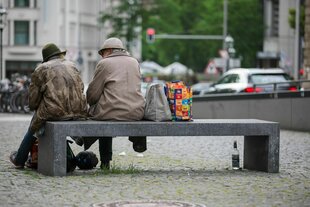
0, 113, 309, 207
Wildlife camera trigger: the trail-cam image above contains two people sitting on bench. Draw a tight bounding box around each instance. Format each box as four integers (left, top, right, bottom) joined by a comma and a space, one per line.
10, 38, 147, 170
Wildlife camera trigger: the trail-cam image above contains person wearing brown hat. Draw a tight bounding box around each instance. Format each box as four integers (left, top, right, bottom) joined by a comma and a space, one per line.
84, 37, 146, 169
9, 43, 88, 169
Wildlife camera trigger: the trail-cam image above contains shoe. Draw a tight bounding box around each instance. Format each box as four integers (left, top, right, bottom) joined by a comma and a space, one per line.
129, 137, 147, 153
133, 141, 146, 153
25, 155, 37, 169
100, 161, 110, 170
9, 151, 24, 169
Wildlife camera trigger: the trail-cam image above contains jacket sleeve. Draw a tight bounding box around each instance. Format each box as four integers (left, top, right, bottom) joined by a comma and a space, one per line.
29, 67, 43, 110
86, 61, 107, 106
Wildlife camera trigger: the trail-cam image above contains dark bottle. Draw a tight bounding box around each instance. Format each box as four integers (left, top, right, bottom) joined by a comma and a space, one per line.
232, 141, 240, 170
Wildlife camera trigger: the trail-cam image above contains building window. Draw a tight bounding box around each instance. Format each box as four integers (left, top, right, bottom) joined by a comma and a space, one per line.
34, 21, 37, 45
7, 20, 11, 45
6, 61, 40, 79
271, 0, 279, 37
14, 0, 30, 7
14, 21, 29, 45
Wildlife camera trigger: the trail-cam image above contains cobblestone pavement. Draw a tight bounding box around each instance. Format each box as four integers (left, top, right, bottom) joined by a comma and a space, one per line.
0, 113, 309, 207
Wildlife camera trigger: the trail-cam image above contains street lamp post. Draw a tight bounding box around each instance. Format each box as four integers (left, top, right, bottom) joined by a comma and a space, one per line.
224, 35, 236, 72
0, 7, 7, 80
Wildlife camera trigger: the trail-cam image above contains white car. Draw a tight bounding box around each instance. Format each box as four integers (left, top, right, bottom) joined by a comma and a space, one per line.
206, 68, 297, 94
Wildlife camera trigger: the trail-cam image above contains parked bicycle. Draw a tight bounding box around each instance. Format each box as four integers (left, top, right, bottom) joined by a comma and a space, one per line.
0, 76, 31, 113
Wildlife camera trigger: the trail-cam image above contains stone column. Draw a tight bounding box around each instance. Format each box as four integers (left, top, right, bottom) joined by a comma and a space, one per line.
303, 0, 310, 89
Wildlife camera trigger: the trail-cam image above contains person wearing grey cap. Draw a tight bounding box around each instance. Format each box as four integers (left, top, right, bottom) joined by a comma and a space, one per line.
85, 37, 146, 169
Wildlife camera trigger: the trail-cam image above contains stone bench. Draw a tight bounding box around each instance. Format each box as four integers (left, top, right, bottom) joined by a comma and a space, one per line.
38, 119, 280, 176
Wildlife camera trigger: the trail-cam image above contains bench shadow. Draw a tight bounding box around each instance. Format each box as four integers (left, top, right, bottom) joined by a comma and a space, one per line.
70, 167, 277, 178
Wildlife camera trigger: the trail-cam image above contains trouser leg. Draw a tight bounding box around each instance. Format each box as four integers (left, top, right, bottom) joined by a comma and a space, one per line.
15, 129, 37, 166
99, 137, 113, 162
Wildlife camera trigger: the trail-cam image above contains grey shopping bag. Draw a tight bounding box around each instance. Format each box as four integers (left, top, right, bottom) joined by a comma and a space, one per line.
143, 83, 172, 122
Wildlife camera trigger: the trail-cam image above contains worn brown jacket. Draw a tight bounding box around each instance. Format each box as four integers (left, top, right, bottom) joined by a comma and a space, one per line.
87, 51, 145, 121
29, 58, 87, 132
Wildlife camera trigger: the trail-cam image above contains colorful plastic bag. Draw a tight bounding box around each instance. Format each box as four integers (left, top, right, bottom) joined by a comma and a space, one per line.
165, 81, 192, 121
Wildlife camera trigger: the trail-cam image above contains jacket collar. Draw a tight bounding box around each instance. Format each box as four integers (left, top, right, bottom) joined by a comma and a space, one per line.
47, 55, 63, 62
105, 50, 130, 59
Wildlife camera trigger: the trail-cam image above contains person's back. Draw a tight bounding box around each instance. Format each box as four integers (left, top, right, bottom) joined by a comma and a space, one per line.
87, 50, 144, 121
9, 43, 87, 169
30, 58, 87, 132
84, 37, 146, 170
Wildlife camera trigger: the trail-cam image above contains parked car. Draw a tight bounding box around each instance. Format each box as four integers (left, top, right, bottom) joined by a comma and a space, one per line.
206, 68, 297, 94
191, 82, 211, 96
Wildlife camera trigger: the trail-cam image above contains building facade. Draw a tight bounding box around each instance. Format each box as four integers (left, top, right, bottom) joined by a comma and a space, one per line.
302, 0, 310, 88
0, 0, 142, 83
258, 0, 300, 78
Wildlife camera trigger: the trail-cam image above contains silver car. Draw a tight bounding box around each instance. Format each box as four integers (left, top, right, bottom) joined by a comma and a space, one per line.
206, 68, 297, 94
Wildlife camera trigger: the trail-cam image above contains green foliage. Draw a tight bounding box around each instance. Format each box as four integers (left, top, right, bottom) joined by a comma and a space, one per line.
100, 0, 264, 71
99, 0, 143, 52
186, 1, 223, 71
143, 0, 223, 71
288, 5, 305, 36
228, 0, 264, 67
142, 0, 183, 65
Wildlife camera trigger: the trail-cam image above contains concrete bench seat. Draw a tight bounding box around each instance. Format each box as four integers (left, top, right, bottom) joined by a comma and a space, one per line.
38, 119, 280, 176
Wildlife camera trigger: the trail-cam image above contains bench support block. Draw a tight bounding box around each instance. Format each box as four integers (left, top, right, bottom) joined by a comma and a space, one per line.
244, 135, 279, 173
38, 124, 67, 176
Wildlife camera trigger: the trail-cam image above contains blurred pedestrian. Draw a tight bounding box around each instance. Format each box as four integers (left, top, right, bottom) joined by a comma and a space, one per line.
85, 37, 146, 169
9, 43, 87, 168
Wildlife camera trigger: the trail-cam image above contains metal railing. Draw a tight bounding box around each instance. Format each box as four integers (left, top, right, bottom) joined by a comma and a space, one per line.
253, 80, 310, 98
253, 79, 310, 90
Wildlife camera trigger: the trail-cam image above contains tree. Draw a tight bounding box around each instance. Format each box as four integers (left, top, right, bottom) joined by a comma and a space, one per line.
142, 0, 183, 65
142, 0, 223, 71
189, 1, 225, 70
142, 0, 264, 71
100, 0, 264, 72
228, 0, 264, 67
99, 0, 143, 52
